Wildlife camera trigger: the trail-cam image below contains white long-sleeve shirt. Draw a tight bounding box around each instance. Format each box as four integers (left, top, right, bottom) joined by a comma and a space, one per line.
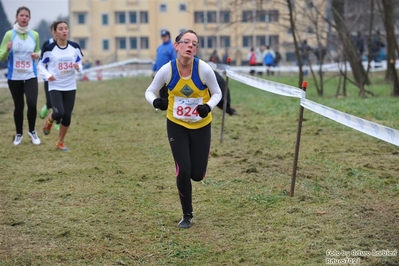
145, 58, 222, 110
38, 41, 83, 91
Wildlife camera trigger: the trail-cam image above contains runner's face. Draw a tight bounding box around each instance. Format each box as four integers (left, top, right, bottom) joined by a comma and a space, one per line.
175, 32, 198, 59
56, 23, 69, 42
16, 10, 30, 27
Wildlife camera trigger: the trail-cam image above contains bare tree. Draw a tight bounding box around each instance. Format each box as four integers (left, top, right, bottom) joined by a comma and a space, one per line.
331, 0, 371, 97
285, 0, 304, 87
381, 0, 399, 96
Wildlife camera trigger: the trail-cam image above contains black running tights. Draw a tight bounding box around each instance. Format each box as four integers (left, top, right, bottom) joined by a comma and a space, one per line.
49, 90, 76, 127
167, 119, 211, 215
8, 78, 38, 134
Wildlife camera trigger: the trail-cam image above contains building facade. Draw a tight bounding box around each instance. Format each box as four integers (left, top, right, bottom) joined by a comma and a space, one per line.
69, 0, 327, 65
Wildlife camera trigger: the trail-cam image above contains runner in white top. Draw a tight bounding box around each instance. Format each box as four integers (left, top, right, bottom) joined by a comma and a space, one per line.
0, 6, 41, 146
38, 20, 83, 151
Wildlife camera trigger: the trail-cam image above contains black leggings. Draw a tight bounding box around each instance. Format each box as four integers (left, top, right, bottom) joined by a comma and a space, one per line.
44, 81, 52, 109
8, 78, 38, 134
49, 90, 76, 127
167, 119, 211, 215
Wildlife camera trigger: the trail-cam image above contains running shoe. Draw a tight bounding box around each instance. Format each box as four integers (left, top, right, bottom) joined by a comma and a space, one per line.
40, 105, 48, 119
43, 118, 53, 135
55, 123, 60, 131
56, 141, 68, 151
13, 134, 23, 146
178, 213, 193, 229
28, 131, 41, 145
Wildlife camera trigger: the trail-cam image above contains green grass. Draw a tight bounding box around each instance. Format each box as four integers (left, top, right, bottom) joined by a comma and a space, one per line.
0, 73, 398, 265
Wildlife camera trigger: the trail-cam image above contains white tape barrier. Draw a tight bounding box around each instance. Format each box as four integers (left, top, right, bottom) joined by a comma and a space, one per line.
225, 69, 399, 147
301, 98, 399, 146
227, 60, 399, 74
226, 70, 304, 98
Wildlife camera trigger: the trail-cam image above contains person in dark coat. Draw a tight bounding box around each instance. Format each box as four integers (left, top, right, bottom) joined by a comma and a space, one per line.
213, 70, 238, 116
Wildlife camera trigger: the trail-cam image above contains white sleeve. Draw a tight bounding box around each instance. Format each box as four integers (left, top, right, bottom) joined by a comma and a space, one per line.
145, 62, 171, 105
37, 59, 52, 80
199, 60, 222, 109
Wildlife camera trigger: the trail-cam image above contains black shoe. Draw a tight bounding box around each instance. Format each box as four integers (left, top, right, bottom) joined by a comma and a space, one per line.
227, 108, 238, 116
178, 214, 193, 229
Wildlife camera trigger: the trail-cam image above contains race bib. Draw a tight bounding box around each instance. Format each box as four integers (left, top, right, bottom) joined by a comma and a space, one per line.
14, 59, 31, 70
56, 57, 75, 76
173, 96, 203, 123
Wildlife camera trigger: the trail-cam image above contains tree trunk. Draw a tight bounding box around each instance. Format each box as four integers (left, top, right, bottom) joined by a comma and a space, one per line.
381, 0, 399, 96
286, 0, 303, 88
331, 0, 371, 97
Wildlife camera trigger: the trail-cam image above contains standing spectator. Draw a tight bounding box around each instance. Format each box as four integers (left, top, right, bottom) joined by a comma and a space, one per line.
95, 60, 102, 80
214, 70, 238, 116
300, 40, 312, 65
353, 31, 364, 56
299, 40, 312, 76
313, 46, 327, 65
247, 47, 257, 76
39, 22, 61, 131
38, 20, 83, 151
370, 31, 385, 63
0, 6, 41, 145
222, 48, 230, 64
263, 45, 276, 76
152, 30, 176, 100
145, 30, 222, 229
209, 50, 220, 63
273, 48, 282, 76
256, 46, 264, 76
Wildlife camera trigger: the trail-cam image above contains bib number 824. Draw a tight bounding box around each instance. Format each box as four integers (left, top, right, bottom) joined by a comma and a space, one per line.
176, 105, 199, 117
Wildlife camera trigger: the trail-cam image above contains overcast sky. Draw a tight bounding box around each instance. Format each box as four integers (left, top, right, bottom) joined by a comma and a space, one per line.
2, 0, 69, 28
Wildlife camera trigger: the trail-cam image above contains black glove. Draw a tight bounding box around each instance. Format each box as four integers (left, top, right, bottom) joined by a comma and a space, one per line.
153, 98, 168, 110
197, 104, 211, 118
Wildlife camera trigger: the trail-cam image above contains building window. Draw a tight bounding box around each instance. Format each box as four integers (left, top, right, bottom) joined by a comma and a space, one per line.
242, 11, 253, 22
116, 37, 126, 49
242, 36, 252, 47
77, 13, 86, 24
159, 4, 167, 12
207, 36, 216, 48
307, 26, 315, 34
220, 11, 230, 23
102, 14, 109, 25
140, 11, 148, 23
257, 10, 266, 22
198, 36, 205, 48
129, 12, 137, 23
268, 35, 279, 47
267, 10, 279, 22
76, 38, 87, 49
220, 36, 230, 48
179, 3, 187, 11
140, 37, 149, 49
102, 39, 109, 51
194, 11, 205, 23
115, 12, 126, 24
256, 35, 266, 46
130, 37, 137, 49
206, 11, 216, 23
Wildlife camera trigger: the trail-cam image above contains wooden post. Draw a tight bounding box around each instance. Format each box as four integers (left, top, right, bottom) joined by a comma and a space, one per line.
290, 81, 308, 197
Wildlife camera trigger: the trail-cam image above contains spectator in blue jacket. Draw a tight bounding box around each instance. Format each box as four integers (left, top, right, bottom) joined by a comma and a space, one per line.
152, 30, 176, 100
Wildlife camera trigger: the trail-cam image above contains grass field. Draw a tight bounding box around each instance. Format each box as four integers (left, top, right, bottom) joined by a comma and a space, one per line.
0, 73, 398, 265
